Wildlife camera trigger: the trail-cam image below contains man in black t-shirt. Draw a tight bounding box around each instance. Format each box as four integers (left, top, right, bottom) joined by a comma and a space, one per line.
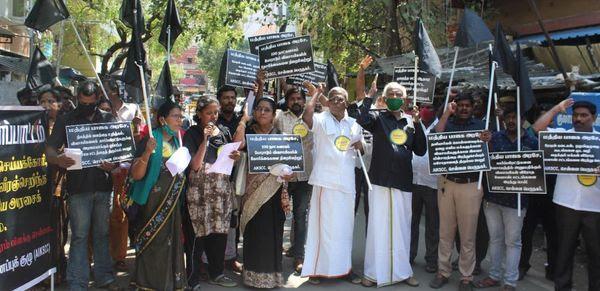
46, 81, 117, 290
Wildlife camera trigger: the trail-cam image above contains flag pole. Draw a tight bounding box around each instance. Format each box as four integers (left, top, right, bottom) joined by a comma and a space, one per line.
516, 86, 522, 216
167, 26, 171, 64
69, 19, 108, 99
55, 21, 65, 77
413, 55, 419, 106
356, 149, 372, 191
136, 62, 153, 138
444, 47, 460, 109
494, 92, 500, 131
478, 60, 498, 190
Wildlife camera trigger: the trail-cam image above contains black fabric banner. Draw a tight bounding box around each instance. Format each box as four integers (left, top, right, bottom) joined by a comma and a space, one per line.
0, 107, 54, 290
258, 36, 315, 79
486, 150, 547, 194
539, 131, 600, 175
246, 134, 304, 173
66, 122, 135, 168
427, 130, 491, 174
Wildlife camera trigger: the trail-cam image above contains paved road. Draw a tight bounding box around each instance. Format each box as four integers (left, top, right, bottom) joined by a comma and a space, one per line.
55, 197, 588, 290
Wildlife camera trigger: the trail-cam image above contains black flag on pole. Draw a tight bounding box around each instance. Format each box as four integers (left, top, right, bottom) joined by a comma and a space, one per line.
155, 61, 174, 98
158, 0, 182, 51
326, 59, 340, 90
493, 22, 516, 77
217, 49, 228, 89
454, 8, 494, 47
120, 0, 145, 33
514, 42, 535, 113
121, 0, 147, 88
26, 46, 57, 90
414, 18, 442, 78
25, 0, 70, 32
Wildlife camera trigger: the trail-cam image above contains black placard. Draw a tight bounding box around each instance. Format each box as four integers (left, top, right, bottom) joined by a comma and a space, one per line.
427, 130, 491, 174
246, 134, 304, 173
286, 62, 327, 87
258, 36, 315, 79
248, 32, 296, 55
486, 150, 547, 194
393, 67, 436, 104
66, 121, 135, 168
225, 49, 260, 89
0, 107, 54, 290
539, 131, 600, 175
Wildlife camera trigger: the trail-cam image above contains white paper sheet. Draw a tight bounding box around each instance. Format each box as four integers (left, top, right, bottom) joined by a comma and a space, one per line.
166, 147, 192, 176
207, 142, 242, 175
64, 148, 83, 171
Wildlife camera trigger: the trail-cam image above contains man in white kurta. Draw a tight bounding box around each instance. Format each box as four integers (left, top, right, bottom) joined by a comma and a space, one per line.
300, 86, 364, 280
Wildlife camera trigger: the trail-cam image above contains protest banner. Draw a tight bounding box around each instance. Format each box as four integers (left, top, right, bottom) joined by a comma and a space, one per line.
0, 107, 55, 290
258, 36, 315, 79
393, 67, 436, 103
486, 150, 546, 194
248, 32, 296, 55
246, 134, 304, 173
539, 131, 600, 175
224, 49, 260, 89
554, 92, 600, 132
66, 121, 135, 168
427, 130, 491, 174
286, 62, 327, 87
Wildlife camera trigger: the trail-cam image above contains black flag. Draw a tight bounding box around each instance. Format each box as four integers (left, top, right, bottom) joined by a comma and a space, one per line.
493, 22, 516, 77
326, 59, 339, 90
414, 18, 442, 78
26, 46, 56, 90
120, 0, 145, 33
217, 49, 228, 89
454, 8, 494, 47
121, 0, 147, 88
155, 61, 174, 98
25, 0, 70, 32
158, 0, 182, 51
513, 42, 535, 113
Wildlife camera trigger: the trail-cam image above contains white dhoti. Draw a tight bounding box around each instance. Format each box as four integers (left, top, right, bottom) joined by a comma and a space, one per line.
364, 184, 413, 286
301, 185, 355, 278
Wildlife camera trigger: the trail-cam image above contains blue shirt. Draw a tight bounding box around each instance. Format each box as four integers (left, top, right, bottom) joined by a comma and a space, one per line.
484, 130, 539, 209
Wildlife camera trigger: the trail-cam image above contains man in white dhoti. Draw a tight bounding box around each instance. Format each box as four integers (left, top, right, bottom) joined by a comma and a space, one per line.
355, 82, 427, 287
300, 83, 364, 284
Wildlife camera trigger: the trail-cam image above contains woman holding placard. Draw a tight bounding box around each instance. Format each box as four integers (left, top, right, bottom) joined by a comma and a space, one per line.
128, 100, 187, 290
183, 95, 240, 289
234, 97, 293, 288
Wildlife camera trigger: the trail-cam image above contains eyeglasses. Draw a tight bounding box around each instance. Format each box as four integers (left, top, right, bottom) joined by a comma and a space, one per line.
254, 107, 273, 113
168, 114, 185, 120
329, 97, 346, 104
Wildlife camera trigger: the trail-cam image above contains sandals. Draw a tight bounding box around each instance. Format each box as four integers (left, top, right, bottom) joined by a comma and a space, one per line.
474, 277, 500, 288
209, 274, 237, 287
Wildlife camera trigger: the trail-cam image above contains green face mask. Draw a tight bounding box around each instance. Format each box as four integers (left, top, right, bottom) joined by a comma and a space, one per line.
163, 125, 177, 137
386, 98, 404, 112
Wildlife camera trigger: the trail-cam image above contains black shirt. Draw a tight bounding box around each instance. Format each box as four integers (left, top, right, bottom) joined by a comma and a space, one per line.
357, 97, 427, 192
217, 113, 241, 137
183, 124, 232, 164
47, 109, 116, 194
433, 116, 486, 180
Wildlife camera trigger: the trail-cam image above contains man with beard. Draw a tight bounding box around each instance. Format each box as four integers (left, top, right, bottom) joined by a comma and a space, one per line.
429, 92, 486, 291
533, 98, 600, 291
216, 86, 241, 135
46, 81, 118, 290
274, 87, 313, 273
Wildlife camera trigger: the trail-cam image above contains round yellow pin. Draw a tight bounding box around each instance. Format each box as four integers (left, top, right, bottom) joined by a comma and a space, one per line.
292, 123, 309, 138
162, 142, 174, 158
389, 129, 408, 145
334, 135, 351, 151
577, 175, 597, 187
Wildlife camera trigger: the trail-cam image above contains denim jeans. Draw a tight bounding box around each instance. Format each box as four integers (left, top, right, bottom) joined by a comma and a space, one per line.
67, 191, 114, 290
288, 181, 312, 259
484, 201, 525, 287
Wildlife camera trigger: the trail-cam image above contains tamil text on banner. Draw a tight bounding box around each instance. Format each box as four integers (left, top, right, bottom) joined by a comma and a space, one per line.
393, 66, 436, 103
258, 36, 315, 79
66, 121, 135, 168
486, 150, 546, 194
286, 62, 327, 87
248, 32, 296, 55
246, 134, 304, 173
0, 106, 54, 290
539, 131, 600, 175
427, 130, 491, 174
554, 92, 600, 132
224, 49, 260, 90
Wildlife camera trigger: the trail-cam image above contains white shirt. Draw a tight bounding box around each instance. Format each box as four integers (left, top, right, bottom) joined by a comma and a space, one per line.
548, 127, 600, 213
412, 119, 439, 189
115, 102, 144, 123
308, 111, 363, 194
274, 110, 314, 181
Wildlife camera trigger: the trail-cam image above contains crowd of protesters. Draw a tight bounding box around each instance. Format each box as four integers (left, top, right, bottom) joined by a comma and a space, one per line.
26, 54, 599, 291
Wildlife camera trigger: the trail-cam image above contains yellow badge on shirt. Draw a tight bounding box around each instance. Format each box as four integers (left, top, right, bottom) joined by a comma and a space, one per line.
292, 123, 309, 138
389, 129, 408, 145
162, 142, 174, 158
334, 135, 351, 151
217, 145, 224, 156
577, 175, 597, 187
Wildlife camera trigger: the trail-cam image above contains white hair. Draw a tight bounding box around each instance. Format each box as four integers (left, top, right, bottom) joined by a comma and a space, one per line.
327, 86, 348, 100
382, 82, 407, 98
